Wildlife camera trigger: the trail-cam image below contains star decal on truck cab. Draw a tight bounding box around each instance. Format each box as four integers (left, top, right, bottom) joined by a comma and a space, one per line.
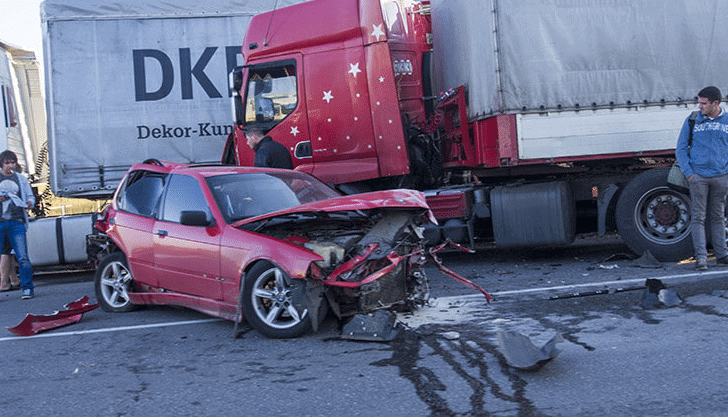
348, 63, 362, 77
371, 23, 385, 41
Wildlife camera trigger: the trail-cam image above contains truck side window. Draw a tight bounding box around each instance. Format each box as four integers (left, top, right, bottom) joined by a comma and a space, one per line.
2, 84, 18, 128
382, 1, 406, 37
244, 63, 297, 128
160, 174, 212, 224
1, 85, 7, 128
116, 170, 166, 218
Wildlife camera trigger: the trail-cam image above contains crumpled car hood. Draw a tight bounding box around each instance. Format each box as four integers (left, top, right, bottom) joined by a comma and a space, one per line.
231, 188, 437, 227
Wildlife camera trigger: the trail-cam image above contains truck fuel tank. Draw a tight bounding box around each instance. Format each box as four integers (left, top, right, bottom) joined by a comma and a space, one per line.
490, 181, 575, 248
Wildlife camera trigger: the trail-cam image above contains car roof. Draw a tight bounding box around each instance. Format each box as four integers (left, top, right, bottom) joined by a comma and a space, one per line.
127, 161, 299, 178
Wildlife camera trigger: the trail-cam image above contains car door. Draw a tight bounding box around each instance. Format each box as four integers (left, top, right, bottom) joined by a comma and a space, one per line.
112, 169, 167, 287
153, 173, 222, 299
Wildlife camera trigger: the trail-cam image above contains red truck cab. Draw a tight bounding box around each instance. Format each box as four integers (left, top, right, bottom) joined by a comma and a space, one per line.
227, 0, 433, 187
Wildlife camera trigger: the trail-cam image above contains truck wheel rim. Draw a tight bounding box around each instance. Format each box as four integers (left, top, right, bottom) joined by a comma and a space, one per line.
634, 186, 691, 244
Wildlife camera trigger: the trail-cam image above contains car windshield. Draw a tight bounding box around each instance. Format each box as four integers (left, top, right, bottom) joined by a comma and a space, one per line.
206, 172, 340, 223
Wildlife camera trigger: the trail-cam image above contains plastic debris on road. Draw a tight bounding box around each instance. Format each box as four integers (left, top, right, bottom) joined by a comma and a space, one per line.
7, 296, 99, 336
640, 278, 681, 309
497, 331, 563, 371
632, 250, 663, 269
341, 310, 400, 342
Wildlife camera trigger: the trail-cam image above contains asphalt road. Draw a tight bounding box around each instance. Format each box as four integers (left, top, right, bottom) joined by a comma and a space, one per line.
1, 235, 727, 416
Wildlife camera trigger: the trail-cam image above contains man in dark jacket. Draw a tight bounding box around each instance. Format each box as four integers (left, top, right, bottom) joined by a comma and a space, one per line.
245, 127, 293, 169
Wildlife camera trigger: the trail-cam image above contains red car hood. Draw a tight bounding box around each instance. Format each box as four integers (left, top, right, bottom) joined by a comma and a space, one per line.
232, 189, 437, 227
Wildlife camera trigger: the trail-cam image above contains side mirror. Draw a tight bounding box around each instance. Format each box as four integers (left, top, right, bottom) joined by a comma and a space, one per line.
229, 67, 245, 125
180, 210, 211, 227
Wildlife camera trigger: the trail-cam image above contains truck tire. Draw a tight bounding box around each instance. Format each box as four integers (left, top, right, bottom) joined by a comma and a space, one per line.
615, 168, 693, 262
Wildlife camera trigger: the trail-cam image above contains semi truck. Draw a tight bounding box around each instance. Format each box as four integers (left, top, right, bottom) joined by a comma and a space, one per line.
223, 0, 728, 262
40, 0, 307, 199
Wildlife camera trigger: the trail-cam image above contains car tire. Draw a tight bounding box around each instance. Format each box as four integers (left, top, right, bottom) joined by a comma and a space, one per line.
95, 252, 137, 313
241, 261, 312, 338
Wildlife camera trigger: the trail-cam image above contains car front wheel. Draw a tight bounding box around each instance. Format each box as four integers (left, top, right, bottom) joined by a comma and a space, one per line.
241, 261, 312, 338
95, 252, 137, 312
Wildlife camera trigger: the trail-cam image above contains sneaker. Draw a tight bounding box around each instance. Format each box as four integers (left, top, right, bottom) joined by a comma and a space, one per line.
21, 288, 33, 299
696, 259, 708, 271
717, 256, 728, 266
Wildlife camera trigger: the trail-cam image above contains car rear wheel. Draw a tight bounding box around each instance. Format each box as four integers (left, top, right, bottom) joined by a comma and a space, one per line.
95, 252, 137, 313
241, 261, 312, 338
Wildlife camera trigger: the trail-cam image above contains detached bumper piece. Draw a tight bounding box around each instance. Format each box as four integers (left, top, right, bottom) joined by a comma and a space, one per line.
340, 310, 400, 342
7, 296, 99, 336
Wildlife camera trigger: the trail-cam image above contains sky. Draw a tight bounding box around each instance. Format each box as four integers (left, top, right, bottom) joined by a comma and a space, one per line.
0, 0, 44, 56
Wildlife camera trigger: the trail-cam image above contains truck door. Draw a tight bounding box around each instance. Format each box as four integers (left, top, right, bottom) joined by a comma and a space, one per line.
236, 56, 309, 169
302, 48, 379, 184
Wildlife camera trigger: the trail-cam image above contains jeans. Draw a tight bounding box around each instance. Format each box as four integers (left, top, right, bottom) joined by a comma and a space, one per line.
0, 220, 32, 290
689, 173, 728, 261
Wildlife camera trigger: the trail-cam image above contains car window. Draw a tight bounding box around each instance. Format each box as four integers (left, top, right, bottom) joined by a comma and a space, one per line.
207, 172, 339, 223
116, 170, 166, 218
161, 174, 212, 224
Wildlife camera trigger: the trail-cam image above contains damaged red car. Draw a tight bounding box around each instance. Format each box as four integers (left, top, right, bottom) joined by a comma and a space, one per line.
88, 160, 438, 338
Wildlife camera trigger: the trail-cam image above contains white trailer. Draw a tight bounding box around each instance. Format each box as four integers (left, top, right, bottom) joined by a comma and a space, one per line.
41, 0, 306, 197
426, 0, 728, 260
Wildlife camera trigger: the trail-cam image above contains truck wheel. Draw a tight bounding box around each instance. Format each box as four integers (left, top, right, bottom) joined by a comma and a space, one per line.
615, 168, 693, 262
95, 252, 137, 312
241, 261, 312, 338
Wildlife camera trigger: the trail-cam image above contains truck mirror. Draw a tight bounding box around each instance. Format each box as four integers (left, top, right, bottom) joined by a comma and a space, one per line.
230, 67, 244, 92
229, 67, 245, 125
231, 95, 245, 126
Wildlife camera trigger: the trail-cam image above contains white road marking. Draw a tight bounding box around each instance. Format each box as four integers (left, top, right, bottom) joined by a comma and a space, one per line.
0, 318, 223, 342
436, 269, 728, 304
2, 270, 725, 341
400, 270, 728, 328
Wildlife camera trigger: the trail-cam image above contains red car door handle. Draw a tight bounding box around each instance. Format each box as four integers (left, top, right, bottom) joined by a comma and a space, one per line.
156, 230, 168, 237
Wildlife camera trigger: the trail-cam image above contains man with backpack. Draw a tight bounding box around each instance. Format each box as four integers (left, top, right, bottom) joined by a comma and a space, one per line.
676, 86, 728, 270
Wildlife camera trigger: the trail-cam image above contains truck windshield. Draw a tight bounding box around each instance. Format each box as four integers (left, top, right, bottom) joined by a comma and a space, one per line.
244, 63, 297, 130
